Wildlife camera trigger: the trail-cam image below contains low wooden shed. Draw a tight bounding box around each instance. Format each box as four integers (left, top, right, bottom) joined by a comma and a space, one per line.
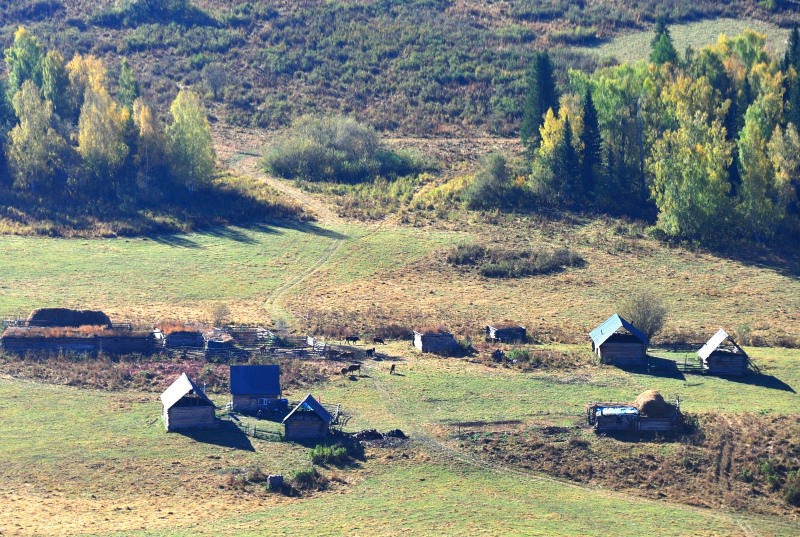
698, 329, 749, 376
229, 364, 283, 412
589, 314, 648, 367
154, 322, 205, 348
160, 373, 217, 431
486, 322, 527, 343
282, 394, 332, 441
413, 327, 458, 355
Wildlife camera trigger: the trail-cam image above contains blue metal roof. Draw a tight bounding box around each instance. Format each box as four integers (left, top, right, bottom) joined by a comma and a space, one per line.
595, 406, 639, 417
229, 365, 281, 396
589, 314, 648, 346
282, 393, 333, 425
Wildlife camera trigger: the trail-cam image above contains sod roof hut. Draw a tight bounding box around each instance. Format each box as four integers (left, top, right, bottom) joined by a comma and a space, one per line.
282, 394, 332, 441
589, 314, 648, 367
486, 322, 527, 343
229, 364, 282, 413
154, 321, 205, 348
698, 329, 749, 376
26, 308, 112, 328
413, 326, 458, 355
160, 373, 217, 431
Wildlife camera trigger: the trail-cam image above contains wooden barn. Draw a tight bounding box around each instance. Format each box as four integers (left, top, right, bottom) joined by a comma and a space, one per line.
282, 394, 332, 441
486, 322, 527, 343
413, 327, 458, 355
698, 329, 749, 376
229, 364, 283, 412
0, 326, 154, 356
589, 314, 648, 367
160, 373, 217, 431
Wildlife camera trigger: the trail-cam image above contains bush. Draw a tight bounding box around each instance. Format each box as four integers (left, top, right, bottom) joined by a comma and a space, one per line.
784, 470, 800, 506
618, 290, 667, 341
291, 467, 329, 491
263, 116, 426, 183
309, 444, 349, 465
448, 244, 584, 278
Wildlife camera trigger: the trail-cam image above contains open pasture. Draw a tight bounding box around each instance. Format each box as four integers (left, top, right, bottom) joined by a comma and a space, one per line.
0, 342, 798, 536
575, 17, 790, 64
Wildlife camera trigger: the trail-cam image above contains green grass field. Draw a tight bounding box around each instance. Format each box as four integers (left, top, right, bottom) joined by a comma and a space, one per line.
576, 18, 790, 64
2, 342, 798, 536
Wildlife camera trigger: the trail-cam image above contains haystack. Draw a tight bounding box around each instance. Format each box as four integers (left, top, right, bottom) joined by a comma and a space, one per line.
27, 308, 111, 328
633, 390, 675, 418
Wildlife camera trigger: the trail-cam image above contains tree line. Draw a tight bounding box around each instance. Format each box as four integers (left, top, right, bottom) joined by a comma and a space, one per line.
0, 27, 215, 206
511, 23, 800, 245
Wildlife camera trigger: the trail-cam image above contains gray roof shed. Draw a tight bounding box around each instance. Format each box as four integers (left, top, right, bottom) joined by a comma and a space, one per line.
589, 314, 648, 346
160, 372, 215, 410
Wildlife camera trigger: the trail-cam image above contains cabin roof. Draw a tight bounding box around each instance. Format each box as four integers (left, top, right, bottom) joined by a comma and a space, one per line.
698, 328, 747, 359
282, 393, 332, 424
589, 314, 647, 346
229, 365, 281, 395
160, 372, 215, 410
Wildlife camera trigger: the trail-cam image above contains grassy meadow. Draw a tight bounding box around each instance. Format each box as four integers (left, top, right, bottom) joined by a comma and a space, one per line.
1, 340, 798, 536
575, 17, 790, 64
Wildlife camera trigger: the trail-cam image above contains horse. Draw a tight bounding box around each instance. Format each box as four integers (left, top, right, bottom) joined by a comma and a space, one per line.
345, 335, 360, 345
365, 347, 375, 358
390, 364, 396, 375
373, 337, 386, 345
347, 363, 361, 374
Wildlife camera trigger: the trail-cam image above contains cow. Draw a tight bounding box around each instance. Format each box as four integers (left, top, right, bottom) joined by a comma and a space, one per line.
345, 335, 360, 345
373, 337, 386, 345
365, 347, 375, 358
340, 367, 349, 375
390, 364, 396, 375
347, 363, 361, 375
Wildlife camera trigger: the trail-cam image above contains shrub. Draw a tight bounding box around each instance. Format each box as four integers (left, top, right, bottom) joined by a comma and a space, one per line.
448, 244, 583, 278
291, 467, 329, 491
309, 444, 349, 465
263, 116, 426, 183
784, 470, 800, 506
618, 290, 667, 342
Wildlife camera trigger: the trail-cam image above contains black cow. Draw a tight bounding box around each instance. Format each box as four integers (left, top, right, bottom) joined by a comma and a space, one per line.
345, 335, 360, 344
365, 347, 375, 358
347, 363, 361, 374
373, 337, 386, 345
390, 364, 396, 375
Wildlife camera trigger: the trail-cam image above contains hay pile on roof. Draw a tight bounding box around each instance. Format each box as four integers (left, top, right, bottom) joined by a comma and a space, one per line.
27, 308, 111, 328
633, 390, 676, 418
3, 326, 119, 338
156, 321, 204, 336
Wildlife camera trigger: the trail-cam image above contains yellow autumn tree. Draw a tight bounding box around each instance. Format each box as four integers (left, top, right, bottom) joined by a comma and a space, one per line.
77, 84, 130, 191
132, 98, 167, 188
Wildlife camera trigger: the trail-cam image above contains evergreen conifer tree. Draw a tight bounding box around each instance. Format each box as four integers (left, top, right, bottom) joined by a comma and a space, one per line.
579, 89, 601, 203
650, 19, 678, 66
520, 51, 558, 152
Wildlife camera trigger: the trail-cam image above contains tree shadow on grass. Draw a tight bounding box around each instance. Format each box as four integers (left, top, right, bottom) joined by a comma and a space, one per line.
176, 421, 255, 451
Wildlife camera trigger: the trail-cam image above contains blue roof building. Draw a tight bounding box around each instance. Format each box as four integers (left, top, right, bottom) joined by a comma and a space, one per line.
589, 314, 648, 367
229, 365, 281, 412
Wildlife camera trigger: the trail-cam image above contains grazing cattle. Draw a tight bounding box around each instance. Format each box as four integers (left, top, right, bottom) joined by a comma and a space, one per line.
373, 337, 386, 345
347, 363, 361, 374
345, 335, 360, 345
390, 364, 396, 375
365, 347, 375, 358
491, 349, 505, 363
340, 367, 349, 375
